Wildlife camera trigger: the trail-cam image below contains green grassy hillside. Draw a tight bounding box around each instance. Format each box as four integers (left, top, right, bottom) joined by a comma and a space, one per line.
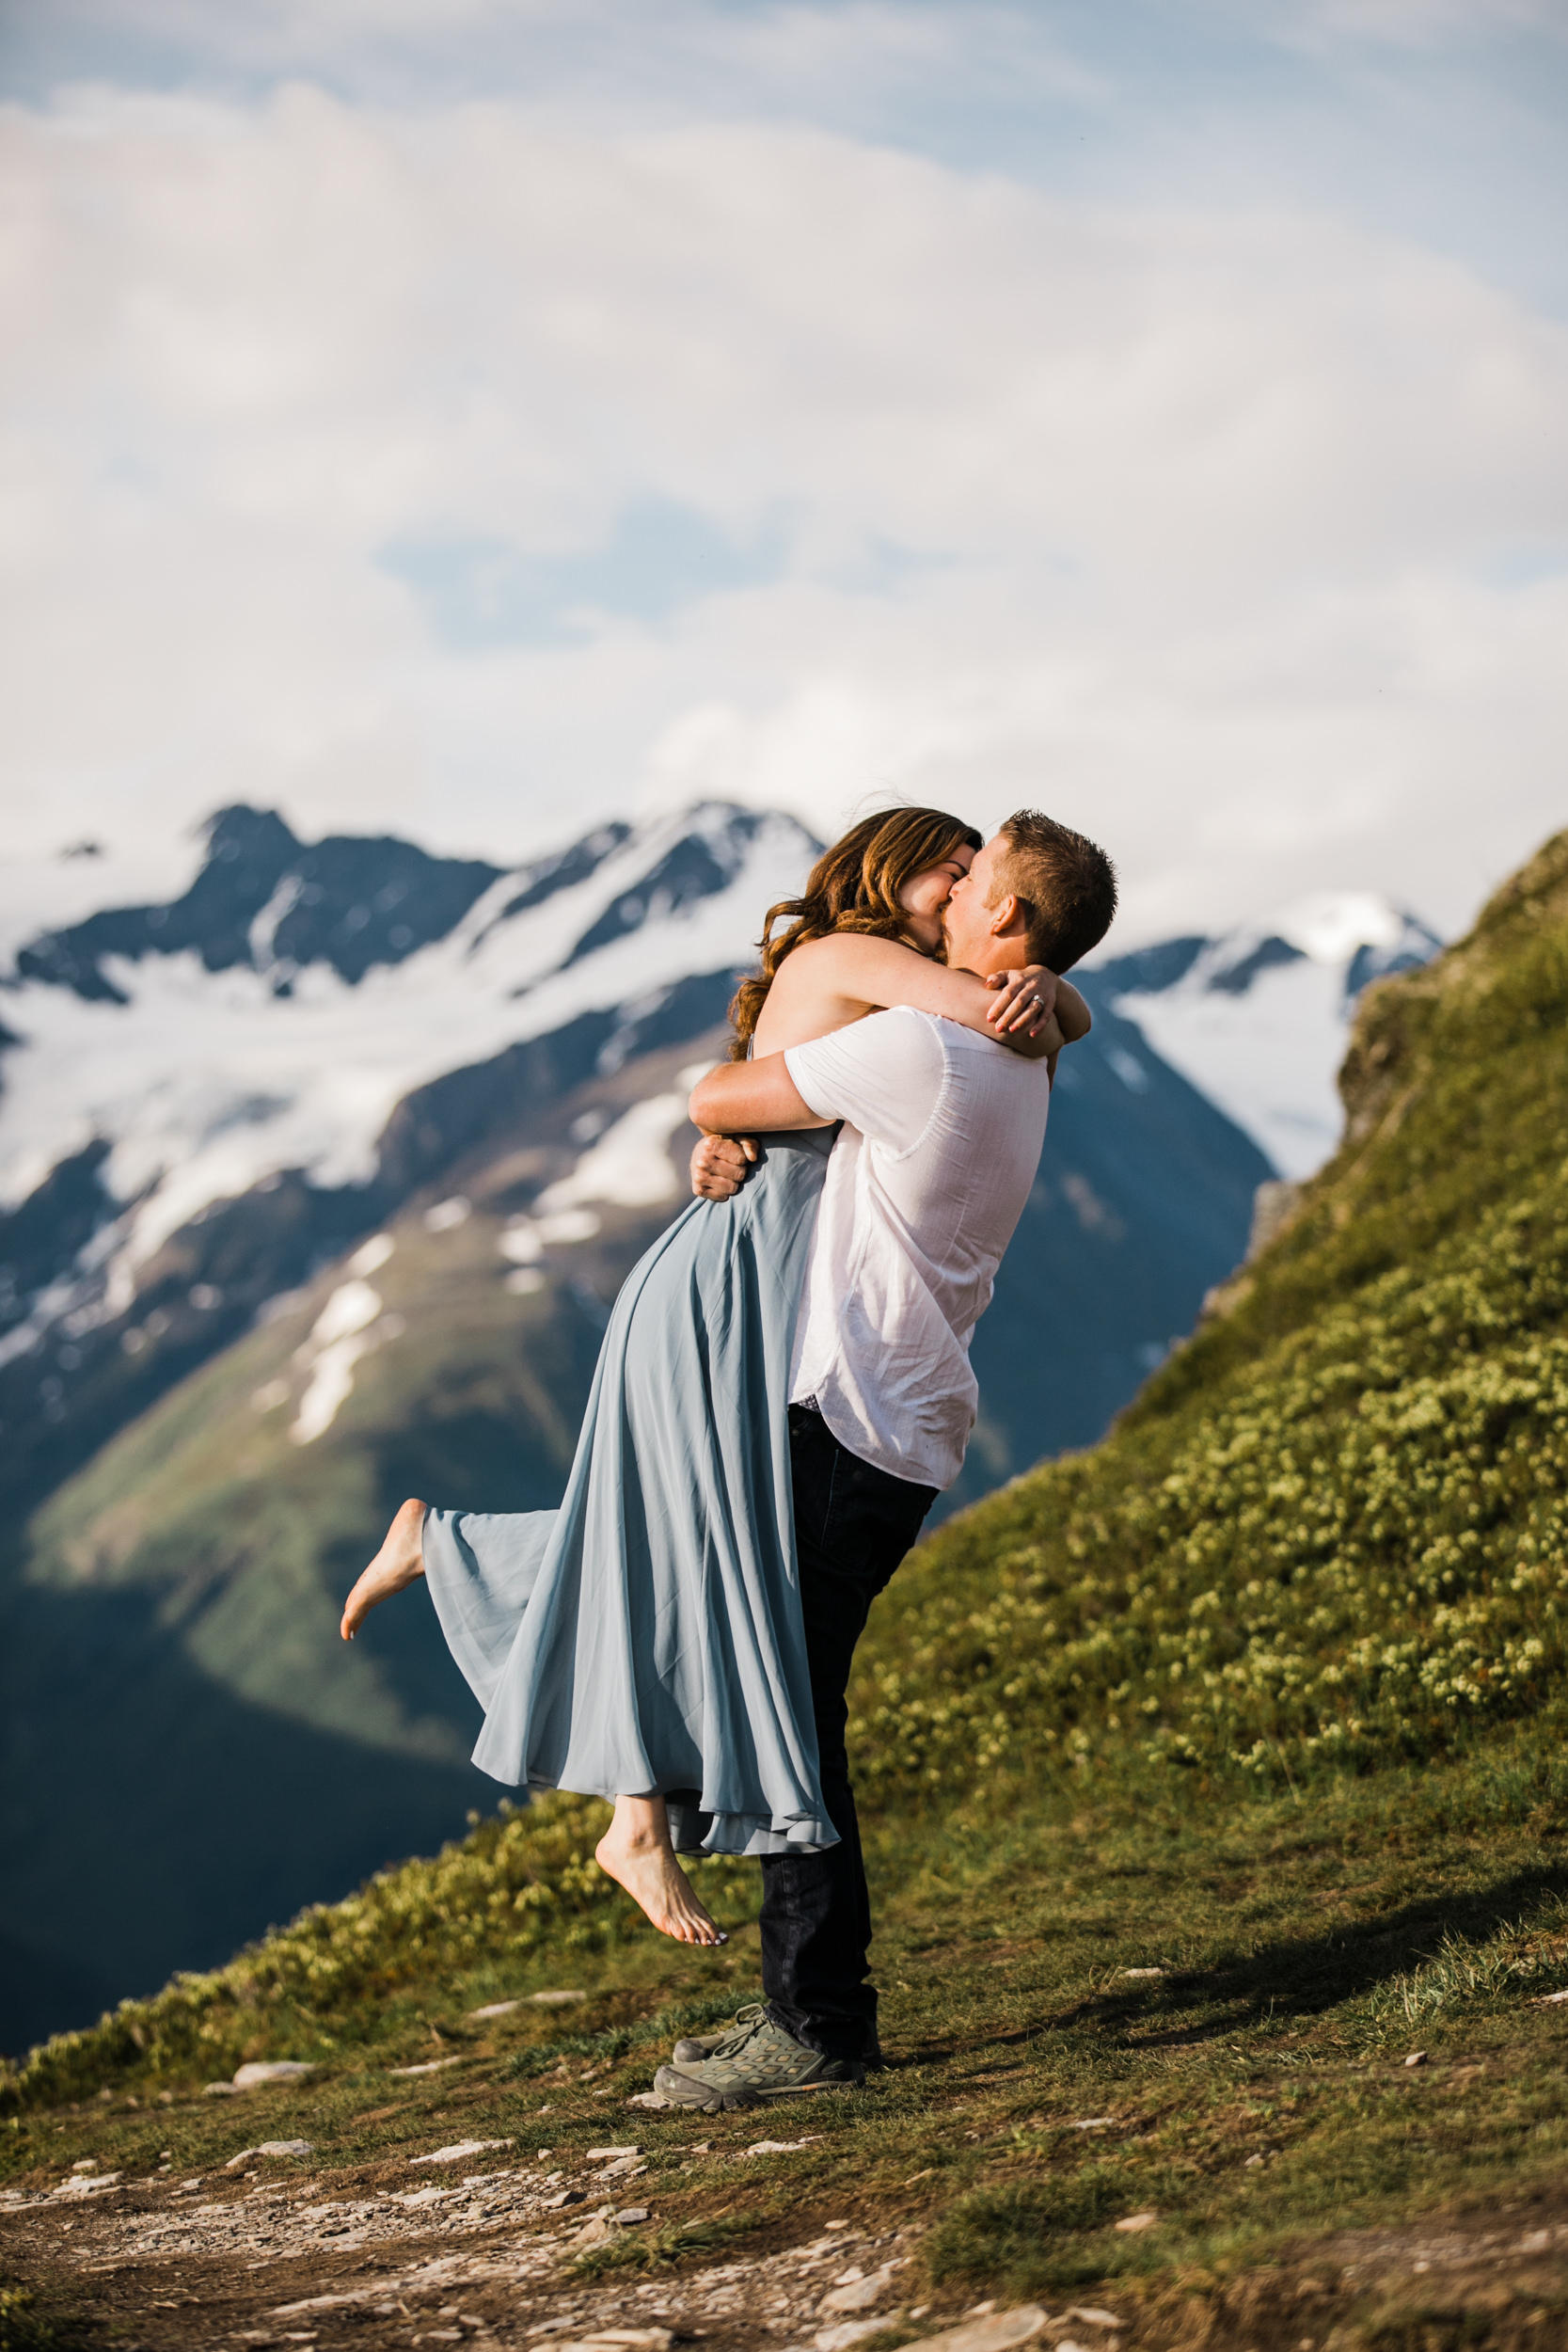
8, 831, 1568, 2343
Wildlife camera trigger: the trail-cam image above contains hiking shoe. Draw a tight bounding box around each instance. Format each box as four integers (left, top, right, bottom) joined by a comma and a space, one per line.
655, 2011, 864, 2112
672, 2005, 885, 2073
670, 2002, 765, 2068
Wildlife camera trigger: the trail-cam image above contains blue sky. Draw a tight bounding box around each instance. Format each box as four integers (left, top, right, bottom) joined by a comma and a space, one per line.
1, 0, 1564, 938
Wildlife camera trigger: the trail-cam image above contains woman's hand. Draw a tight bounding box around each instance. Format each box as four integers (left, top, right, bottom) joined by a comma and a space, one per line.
985, 964, 1058, 1037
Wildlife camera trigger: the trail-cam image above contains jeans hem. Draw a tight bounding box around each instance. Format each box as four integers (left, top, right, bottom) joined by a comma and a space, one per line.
764, 1999, 875, 2063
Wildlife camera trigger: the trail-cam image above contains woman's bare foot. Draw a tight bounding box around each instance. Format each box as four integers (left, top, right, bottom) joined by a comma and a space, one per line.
594, 1796, 727, 1947
341, 1498, 428, 1640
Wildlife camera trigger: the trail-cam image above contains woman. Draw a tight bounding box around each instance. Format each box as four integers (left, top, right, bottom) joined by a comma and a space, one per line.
341, 809, 1084, 1948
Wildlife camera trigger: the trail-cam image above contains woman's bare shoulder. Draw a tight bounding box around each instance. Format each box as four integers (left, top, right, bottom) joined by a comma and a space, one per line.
771, 932, 859, 977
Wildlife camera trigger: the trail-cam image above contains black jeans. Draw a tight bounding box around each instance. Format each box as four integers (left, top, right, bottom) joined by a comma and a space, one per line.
760, 1404, 937, 2061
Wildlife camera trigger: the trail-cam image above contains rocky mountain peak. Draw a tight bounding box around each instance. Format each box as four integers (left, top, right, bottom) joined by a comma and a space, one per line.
12, 805, 505, 1001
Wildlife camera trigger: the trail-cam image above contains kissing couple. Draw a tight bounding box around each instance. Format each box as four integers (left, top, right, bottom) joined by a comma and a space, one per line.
341, 803, 1117, 2109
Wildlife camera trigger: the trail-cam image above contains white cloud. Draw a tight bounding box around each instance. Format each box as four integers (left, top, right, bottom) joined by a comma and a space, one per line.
1, 84, 1566, 938
1276, 0, 1565, 48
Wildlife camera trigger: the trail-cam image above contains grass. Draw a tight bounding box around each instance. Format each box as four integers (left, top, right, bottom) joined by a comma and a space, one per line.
7, 830, 1568, 2340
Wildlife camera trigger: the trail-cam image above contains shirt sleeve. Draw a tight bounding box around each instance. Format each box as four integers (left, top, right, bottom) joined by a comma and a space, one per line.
784, 1009, 946, 1153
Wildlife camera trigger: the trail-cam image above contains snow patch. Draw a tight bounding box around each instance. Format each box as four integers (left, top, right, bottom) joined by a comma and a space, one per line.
1116, 959, 1353, 1180
1274, 889, 1404, 964
1109, 890, 1440, 1181
423, 1196, 470, 1232
287, 1277, 405, 1444
306, 1279, 383, 1349
533, 1091, 690, 1214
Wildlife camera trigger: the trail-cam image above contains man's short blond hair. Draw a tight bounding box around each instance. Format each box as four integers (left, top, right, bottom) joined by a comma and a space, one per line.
991, 811, 1117, 970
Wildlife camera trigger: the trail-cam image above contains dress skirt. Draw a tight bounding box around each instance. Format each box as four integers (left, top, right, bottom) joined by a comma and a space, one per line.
420, 1126, 837, 1856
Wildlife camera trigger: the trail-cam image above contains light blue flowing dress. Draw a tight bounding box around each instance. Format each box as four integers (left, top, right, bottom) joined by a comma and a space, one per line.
420, 1127, 837, 1856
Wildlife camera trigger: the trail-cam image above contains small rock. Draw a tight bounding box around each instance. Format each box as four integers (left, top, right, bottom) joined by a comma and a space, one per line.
410, 2139, 513, 2167
224, 2148, 261, 2172
1121, 1967, 1164, 1979
233, 2061, 316, 2089
204, 2080, 243, 2096
586, 2145, 641, 2161
1066, 2312, 1120, 2331
820, 2265, 900, 2315
1404, 2050, 1428, 2068
531, 1989, 589, 2006
626, 2090, 673, 2109
614, 2205, 650, 2225
543, 2188, 585, 2208
70, 2160, 97, 2173
468, 2000, 521, 2020
570, 2333, 671, 2349
746, 2137, 819, 2155
1114, 2211, 1158, 2233
388, 2057, 463, 2076
257, 2141, 313, 2158
1244, 2153, 1265, 2169
1069, 2117, 1115, 2131
1521, 2228, 1553, 2252
815, 2321, 904, 2352
1534, 1988, 1568, 2006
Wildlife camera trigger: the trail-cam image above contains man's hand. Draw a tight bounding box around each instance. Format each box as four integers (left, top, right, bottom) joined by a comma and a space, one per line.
690, 1134, 757, 1200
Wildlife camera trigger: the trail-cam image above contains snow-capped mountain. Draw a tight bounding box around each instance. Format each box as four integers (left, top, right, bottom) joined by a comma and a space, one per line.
0, 801, 813, 1493
0, 800, 809, 1320
1092, 893, 1442, 1181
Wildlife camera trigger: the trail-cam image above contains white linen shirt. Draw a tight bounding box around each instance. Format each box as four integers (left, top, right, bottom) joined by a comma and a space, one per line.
784, 1008, 1051, 1491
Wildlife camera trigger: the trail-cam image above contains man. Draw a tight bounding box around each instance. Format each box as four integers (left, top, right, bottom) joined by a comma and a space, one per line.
654, 811, 1117, 2111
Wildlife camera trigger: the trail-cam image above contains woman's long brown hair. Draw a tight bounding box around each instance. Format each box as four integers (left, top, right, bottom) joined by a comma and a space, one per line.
727, 806, 983, 1059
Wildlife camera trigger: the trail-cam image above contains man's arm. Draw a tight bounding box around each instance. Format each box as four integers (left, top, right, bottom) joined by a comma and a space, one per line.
688, 1054, 830, 1138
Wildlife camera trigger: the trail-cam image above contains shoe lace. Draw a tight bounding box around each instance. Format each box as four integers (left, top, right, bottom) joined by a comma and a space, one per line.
707, 2002, 768, 2059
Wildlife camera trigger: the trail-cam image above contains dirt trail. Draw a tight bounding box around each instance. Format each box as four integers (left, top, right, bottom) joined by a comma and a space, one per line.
9, 2144, 1568, 2350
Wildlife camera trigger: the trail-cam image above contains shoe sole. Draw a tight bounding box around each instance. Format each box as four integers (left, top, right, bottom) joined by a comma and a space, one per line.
671, 2034, 883, 2068
653, 2062, 861, 2113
